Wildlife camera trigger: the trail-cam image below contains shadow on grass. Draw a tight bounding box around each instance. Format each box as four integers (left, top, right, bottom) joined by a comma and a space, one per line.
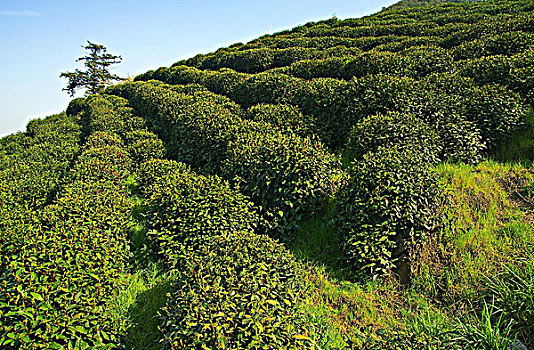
287, 204, 352, 281
122, 279, 171, 350
491, 110, 534, 164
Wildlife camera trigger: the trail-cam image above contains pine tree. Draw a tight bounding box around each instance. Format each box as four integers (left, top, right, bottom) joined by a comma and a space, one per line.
60, 41, 124, 97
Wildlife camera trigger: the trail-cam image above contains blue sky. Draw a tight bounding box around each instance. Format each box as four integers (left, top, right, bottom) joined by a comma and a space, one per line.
0, 0, 397, 137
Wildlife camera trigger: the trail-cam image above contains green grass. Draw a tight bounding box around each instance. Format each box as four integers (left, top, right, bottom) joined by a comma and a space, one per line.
288, 203, 347, 277
452, 300, 519, 350
484, 257, 534, 348
107, 185, 173, 349
298, 266, 404, 349
287, 202, 457, 349
109, 265, 174, 349
411, 161, 534, 301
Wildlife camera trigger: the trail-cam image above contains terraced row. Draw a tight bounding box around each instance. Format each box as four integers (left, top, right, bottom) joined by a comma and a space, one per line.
137, 65, 527, 155
107, 81, 340, 235
0, 95, 141, 348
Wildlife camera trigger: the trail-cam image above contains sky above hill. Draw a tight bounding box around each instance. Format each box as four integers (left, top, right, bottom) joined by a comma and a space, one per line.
0, 0, 397, 137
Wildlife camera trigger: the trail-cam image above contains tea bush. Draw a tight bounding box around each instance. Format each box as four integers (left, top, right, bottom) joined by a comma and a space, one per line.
345, 111, 442, 164
159, 230, 312, 349
138, 158, 260, 268
223, 129, 340, 234
334, 145, 441, 276
123, 130, 166, 165
0, 113, 82, 260
243, 103, 316, 139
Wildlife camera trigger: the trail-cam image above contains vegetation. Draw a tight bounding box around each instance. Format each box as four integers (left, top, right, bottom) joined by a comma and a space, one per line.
2, 0, 534, 348
383, 0, 474, 12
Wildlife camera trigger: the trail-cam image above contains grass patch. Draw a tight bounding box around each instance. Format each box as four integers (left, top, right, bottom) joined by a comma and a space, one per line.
109, 265, 174, 350
413, 160, 534, 304
484, 257, 534, 347
452, 300, 519, 350
107, 182, 172, 349
299, 266, 402, 349
288, 202, 460, 349
288, 203, 346, 278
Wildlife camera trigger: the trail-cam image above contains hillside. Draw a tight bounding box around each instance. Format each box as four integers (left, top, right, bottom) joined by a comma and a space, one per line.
1, 0, 533, 348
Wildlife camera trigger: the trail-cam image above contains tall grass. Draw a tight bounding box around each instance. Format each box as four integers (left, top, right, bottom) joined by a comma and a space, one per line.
484, 258, 534, 347
108, 265, 173, 349
452, 300, 518, 350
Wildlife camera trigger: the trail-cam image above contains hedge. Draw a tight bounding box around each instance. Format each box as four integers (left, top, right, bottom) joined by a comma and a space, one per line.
0, 135, 134, 348
138, 158, 260, 268
286, 47, 453, 80
334, 145, 441, 277
451, 31, 534, 60
159, 230, 311, 349
243, 103, 317, 139
222, 129, 340, 233
136, 159, 310, 349
0, 113, 82, 259
107, 81, 248, 172
0, 94, 155, 348
136, 64, 528, 153
345, 111, 442, 164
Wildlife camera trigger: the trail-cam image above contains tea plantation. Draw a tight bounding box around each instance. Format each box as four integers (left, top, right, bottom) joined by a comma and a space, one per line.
1, 0, 534, 348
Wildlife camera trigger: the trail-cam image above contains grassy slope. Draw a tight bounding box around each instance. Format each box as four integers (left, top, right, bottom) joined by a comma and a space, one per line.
287, 158, 534, 348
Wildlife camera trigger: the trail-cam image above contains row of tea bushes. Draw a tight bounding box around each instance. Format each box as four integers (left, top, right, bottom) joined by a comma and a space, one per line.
225, 13, 527, 54
458, 49, 534, 106
450, 31, 534, 60
113, 111, 313, 347
79, 94, 167, 167
0, 115, 83, 346
302, 21, 439, 38
176, 2, 532, 67
284, 46, 454, 80
0, 95, 148, 348
137, 65, 527, 154
136, 159, 260, 269
0, 113, 81, 209
311, 1, 531, 35
180, 46, 362, 74
136, 159, 312, 348
107, 81, 248, 173
0, 113, 82, 267
108, 81, 340, 234
107, 96, 313, 347
242, 103, 317, 140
